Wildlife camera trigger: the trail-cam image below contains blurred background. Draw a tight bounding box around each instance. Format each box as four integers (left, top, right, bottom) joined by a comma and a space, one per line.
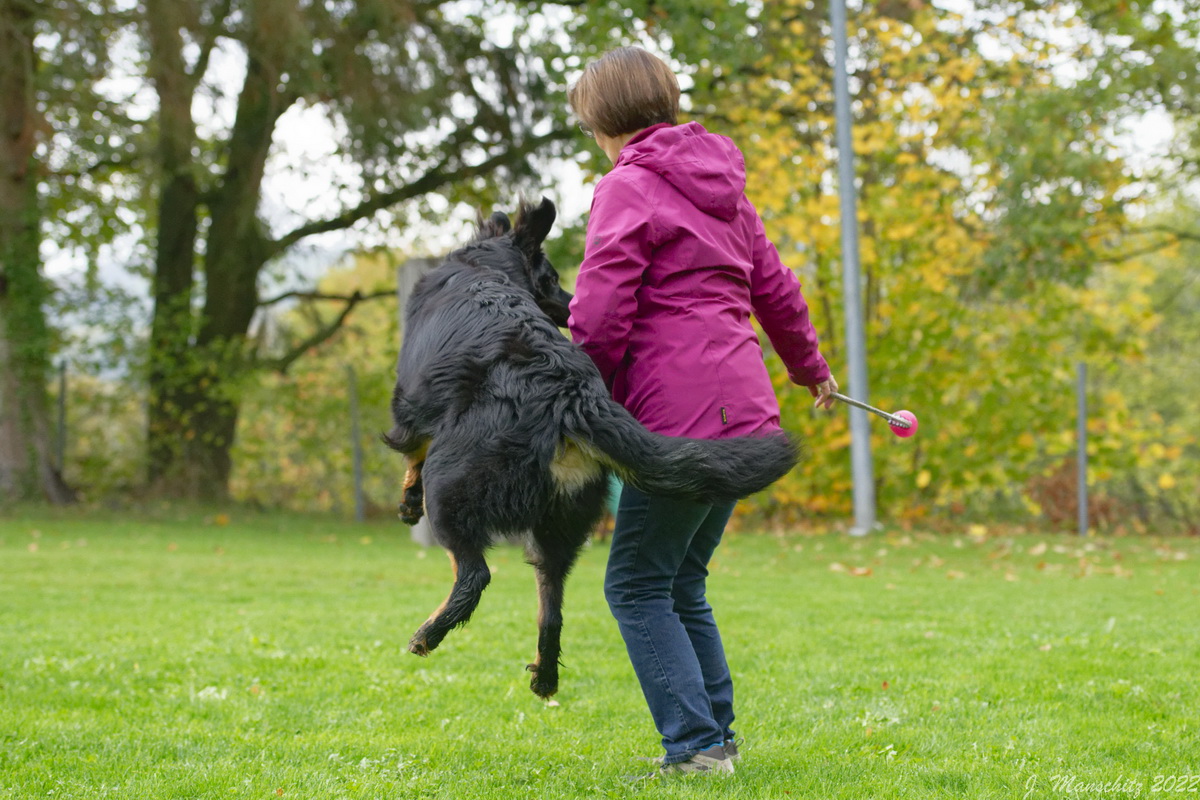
1, 0, 1195, 533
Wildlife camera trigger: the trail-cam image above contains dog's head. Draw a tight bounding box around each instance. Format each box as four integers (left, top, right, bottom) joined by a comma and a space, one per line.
468, 197, 573, 327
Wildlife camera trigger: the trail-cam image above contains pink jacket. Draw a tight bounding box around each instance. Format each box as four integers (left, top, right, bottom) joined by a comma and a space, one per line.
568, 122, 830, 439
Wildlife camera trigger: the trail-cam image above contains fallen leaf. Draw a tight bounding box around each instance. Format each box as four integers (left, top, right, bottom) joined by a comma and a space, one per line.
946, 570, 965, 580
1029, 542, 1047, 556
850, 566, 873, 577
829, 562, 847, 573
1039, 643, 1052, 652
882, 681, 890, 690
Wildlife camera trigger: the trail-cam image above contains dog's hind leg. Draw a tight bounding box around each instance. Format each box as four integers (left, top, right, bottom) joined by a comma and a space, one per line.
407, 437, 499, 656
408, 546, 490, 656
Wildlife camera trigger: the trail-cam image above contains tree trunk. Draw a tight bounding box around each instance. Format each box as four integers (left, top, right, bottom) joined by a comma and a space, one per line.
145, 13, 289, 499
0, 0, 74, 504
143, 0, 218, 499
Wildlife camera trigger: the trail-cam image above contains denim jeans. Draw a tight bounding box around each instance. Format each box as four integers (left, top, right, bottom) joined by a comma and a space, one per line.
604, 484, 737, 764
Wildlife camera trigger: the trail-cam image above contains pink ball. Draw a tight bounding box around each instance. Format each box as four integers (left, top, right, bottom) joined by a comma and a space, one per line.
890, 410, 919, 438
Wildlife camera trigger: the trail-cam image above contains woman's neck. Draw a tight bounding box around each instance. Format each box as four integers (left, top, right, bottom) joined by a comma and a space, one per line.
598, 130, 641, 164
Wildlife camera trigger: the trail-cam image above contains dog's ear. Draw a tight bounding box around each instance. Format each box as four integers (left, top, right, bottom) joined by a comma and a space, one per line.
513, 197, 556, 261
473, 210, 511, 242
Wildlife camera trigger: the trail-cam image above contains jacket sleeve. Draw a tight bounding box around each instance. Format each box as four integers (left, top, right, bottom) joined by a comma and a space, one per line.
748, 211, 832, 386
568, 174, 655, 388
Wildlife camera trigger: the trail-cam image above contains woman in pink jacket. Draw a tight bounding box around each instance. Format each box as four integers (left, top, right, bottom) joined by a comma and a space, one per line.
568, 47, 838, 777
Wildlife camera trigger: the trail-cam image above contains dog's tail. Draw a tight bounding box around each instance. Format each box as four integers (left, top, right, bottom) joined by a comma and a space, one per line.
572, 399, 801, 503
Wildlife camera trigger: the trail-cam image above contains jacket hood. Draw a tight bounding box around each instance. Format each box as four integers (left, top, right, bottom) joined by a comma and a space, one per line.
617, 122, 746, 221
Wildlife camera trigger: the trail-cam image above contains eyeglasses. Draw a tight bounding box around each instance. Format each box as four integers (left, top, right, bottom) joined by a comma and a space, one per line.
578, 122, 594, 138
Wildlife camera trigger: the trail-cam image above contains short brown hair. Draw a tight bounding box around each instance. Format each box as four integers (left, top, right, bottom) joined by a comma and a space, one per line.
568, 47, 680, 138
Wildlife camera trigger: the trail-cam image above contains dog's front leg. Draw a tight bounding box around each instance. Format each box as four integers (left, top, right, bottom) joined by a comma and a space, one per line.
527, 564, 565, 698
398, 457, 425, 525
525, 542, 580, 698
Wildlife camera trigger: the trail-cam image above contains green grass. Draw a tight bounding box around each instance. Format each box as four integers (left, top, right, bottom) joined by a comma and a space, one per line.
1, 508, 1197, 799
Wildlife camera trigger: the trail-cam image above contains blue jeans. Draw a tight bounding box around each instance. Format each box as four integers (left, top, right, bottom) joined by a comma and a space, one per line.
604, 484, 737, 764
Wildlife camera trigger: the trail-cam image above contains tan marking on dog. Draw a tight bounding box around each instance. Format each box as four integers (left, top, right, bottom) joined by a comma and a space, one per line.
411, 550, 458, 655
403, 464, 420, 491
402, 440, 431, 491
422, 549, 458, 625
549, 438, 603, 495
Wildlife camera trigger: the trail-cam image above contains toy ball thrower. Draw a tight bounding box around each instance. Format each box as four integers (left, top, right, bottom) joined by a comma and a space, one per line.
830, 392, 919, 438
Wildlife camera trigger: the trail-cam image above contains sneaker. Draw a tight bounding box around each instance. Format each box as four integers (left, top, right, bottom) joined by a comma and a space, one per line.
658, 743, 735, 776
724, 737, 743, 762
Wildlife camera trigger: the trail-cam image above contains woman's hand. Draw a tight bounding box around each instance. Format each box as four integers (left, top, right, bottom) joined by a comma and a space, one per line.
808, 376, 839, 411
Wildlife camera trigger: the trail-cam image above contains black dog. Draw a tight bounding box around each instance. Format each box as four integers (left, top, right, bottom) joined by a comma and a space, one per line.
385, 197, 799, 698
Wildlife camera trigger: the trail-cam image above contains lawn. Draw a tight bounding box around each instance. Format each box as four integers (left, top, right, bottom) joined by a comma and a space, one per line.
1, 508, 1196, 799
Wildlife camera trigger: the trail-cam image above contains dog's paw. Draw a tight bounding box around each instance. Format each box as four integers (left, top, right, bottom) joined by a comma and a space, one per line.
397, 502, 424, 525
526, 663, 559, 698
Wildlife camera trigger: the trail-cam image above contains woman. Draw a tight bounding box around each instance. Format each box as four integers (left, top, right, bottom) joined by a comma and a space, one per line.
567, 46, 838, 777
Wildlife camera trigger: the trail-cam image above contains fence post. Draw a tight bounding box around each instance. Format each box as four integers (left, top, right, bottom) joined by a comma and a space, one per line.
1077, 362, 1088, 537
346, 364, 366, 523
398, 258, 437, 546
56, 361, 67, 472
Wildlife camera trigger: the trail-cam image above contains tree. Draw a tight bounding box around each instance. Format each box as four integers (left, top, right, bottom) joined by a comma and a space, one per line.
657, 0, 1187, 526
137, 0, 578, 499
0, 0, 73, 504
964, 0, 1200, 286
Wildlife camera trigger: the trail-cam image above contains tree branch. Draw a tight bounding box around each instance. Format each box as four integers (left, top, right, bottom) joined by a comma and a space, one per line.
1131, 224, 1200, 243
189, 0, 235, 84
259, 290, 375, 373
45, 153, 140, 180
1095, 224, 1200, 265
265, 127, 573, 259
257, 288, 393, 308
1098, 238, 1176, 265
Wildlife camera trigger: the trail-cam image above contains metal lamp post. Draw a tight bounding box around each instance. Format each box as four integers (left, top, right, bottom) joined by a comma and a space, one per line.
830, 0, 877, 535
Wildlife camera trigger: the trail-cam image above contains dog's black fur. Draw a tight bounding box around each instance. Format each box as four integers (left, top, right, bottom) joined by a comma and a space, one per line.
385, 197, 799, 698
